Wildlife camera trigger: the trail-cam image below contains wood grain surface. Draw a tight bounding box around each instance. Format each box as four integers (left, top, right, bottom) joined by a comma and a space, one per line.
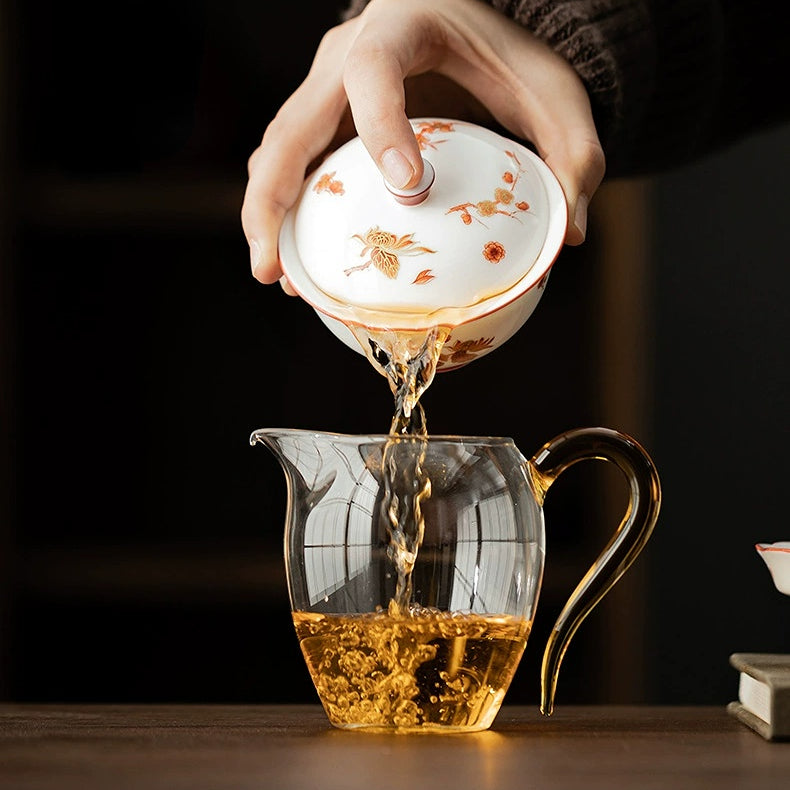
1, 705, 789, 789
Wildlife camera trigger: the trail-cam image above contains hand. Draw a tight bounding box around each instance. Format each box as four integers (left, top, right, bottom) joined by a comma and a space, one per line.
242, 0, 605, 290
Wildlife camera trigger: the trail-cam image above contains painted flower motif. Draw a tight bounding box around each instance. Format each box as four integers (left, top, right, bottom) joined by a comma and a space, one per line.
447, 150, 531, 226
346, 227, 436, 279
439, 337, 496, 367
476, 200, 498, 217
483, 242, 506, 263
413, 121, 455, 150
313, 171, 345, 195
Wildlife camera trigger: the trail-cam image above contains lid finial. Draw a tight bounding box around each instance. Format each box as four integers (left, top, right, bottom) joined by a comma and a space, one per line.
384, 158, 435, 206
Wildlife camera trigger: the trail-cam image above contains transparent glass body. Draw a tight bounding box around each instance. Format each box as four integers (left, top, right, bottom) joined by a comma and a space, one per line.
252, 428, 660, 732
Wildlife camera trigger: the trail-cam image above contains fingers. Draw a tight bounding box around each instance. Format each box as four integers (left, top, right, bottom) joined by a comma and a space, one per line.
341, 8, 430, 189
241, 22, 359, 285
243, 0, 609, 295
344, 41, 422, 189
543, 139, 606, 246
242, 3, 437, 288
509, 51, 606, 246
414, 0, 606, 246
343, 0, 606, 246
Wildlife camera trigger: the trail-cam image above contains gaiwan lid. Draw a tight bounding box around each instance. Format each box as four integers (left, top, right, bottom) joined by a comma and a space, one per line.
279, 118, 567, 329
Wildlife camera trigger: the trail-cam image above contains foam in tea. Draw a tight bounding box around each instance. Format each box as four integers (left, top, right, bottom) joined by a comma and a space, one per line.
294, 608, 530, 732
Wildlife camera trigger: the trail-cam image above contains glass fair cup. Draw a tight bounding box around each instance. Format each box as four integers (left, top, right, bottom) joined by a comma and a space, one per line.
252, 426, 661, 732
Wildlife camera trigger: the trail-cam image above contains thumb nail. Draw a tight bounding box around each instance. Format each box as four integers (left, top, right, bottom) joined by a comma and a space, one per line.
381, 148, 415, 190
250, 239, 262, 279
573, 194, 588, 241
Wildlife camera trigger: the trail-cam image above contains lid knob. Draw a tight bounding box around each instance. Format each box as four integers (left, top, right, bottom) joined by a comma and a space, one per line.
384, 158, 435, 206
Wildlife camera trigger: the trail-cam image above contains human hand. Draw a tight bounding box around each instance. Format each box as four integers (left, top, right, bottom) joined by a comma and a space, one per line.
242, 0, 605, 290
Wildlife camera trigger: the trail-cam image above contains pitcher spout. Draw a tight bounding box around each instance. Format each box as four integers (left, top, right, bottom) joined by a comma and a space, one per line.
250, 427, 356, 511
250, 428, 291, 470
249, 427, 287, 454
249, 427, 322, 480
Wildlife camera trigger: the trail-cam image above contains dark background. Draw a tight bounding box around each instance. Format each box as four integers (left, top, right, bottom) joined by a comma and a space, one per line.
1, 1, 788, 707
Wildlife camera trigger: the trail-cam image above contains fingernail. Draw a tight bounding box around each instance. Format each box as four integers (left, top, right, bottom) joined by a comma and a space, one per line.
250, 239, 262, 279
381, 148, 415, 190
573, 194, 588, 241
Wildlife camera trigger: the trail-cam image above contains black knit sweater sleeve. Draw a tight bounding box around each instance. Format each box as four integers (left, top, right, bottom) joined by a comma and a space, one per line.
341, 0, 789, 178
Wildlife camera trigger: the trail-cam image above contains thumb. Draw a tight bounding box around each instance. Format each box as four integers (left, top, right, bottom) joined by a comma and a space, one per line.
543, 139, 606, 246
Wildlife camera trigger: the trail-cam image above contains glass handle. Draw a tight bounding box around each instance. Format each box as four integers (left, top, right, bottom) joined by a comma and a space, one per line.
528, 427, 661, 715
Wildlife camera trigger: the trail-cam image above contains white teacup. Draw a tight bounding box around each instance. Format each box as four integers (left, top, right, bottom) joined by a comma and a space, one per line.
756, 542, 790, 595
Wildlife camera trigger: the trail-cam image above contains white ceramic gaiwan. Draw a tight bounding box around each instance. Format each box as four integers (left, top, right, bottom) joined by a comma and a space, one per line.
278, 118, 567, 371
756, 542, 790, 595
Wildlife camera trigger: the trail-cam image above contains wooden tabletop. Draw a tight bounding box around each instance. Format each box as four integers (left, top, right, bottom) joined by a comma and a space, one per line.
1, 704, 788, 789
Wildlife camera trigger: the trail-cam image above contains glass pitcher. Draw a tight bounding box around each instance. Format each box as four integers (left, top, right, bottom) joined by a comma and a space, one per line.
251, 426, 661, 732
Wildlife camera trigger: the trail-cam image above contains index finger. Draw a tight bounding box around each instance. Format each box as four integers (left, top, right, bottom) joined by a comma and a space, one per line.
341, 13, 433, 190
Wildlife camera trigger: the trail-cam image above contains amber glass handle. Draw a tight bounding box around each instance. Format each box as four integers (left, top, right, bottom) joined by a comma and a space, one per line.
528, 427, 661, 715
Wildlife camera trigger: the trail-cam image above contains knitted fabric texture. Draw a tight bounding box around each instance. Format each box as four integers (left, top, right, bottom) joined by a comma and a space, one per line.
341, 0, 653, 169
341, 1, 786, 176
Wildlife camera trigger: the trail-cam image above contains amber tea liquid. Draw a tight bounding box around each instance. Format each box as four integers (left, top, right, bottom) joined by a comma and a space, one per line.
293, 609, 530, 732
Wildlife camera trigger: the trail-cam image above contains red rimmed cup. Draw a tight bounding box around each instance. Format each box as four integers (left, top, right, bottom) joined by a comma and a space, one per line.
756, 542, 790, 595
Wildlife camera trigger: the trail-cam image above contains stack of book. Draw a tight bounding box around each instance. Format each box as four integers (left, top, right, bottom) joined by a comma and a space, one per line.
728, 653, 790, 741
